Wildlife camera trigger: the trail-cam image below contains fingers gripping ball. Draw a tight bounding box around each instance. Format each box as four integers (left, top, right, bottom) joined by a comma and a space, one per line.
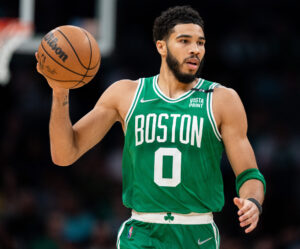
37, 25, 101, 89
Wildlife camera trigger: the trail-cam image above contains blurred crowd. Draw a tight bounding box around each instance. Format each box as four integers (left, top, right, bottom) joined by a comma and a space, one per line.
0, 0, 299, 248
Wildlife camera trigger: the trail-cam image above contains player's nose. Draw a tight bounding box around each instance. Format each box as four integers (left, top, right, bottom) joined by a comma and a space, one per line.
189, 43, 201, 55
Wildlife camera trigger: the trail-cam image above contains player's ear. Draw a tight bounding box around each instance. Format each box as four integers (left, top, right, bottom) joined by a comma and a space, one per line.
156, 40, 167, 57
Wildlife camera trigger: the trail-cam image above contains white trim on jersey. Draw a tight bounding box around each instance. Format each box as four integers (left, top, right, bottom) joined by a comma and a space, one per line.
124, 78, 144, 133
209, 84, 222, 139
131, 210, 213, 224
116, 218, 132, 249
153, 74, 204, 103
207, 83, 222, 141
211, 221, 220, 249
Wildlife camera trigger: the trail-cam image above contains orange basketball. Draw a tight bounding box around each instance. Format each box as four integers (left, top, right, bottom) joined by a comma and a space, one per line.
37, 25, 101, 89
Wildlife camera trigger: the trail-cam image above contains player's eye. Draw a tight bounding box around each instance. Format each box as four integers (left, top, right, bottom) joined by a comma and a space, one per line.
180, 39, 188, 44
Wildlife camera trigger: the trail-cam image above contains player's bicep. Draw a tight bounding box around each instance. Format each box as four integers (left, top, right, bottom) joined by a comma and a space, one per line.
218, 88, 258, 176
72, 86, 120, 157
220, 88, 247, 141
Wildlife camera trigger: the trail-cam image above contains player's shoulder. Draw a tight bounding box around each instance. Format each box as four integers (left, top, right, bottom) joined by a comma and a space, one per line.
214, 84, 240, 101
204, 79, 244, 109
107, 79, 139, 95
99, 79, 142, 113
198, 77, 238, 101
211, 82, 245, 118
200, 79, 238, 98
99, 79, 141, 123
113, 79, 139, 87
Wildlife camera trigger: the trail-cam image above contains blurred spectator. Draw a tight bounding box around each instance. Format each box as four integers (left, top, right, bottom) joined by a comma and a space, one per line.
57, 190, 96, 245
89, 222, 115, 249
29, 210, 64, 249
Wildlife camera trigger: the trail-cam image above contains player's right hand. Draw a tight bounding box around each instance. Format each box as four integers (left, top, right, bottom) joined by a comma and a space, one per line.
233, 197, 260, 234
35, 52, 69, 93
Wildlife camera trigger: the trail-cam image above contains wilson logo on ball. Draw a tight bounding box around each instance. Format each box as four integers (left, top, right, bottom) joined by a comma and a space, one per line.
44, 32, 68, 62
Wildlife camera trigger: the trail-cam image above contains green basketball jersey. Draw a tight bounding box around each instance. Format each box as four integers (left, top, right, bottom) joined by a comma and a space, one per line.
122, 75, 224, 214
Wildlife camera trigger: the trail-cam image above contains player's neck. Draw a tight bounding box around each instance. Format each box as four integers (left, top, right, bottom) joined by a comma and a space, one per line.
158, 65, 199, 99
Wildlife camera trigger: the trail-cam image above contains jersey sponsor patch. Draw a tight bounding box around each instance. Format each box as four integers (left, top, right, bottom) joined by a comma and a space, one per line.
189, 97, 204, 108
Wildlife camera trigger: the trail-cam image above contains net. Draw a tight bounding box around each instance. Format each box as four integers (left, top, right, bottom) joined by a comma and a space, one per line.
0, 18, 33, 85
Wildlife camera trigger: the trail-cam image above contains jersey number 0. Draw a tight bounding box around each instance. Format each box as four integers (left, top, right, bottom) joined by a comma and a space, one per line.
154, 147, 182, 187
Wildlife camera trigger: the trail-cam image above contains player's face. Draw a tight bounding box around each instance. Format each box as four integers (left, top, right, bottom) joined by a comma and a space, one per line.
166, 23, 205, 84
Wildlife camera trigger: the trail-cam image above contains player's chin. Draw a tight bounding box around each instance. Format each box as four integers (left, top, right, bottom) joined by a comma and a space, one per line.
184, 70, 198, 78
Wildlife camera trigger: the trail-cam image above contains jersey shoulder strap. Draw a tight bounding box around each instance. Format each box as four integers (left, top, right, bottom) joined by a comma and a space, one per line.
194, 79, 221, 92
124, 78, 145, 129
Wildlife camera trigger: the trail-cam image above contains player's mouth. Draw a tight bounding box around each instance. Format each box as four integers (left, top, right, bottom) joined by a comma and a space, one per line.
185, 58, 200, 70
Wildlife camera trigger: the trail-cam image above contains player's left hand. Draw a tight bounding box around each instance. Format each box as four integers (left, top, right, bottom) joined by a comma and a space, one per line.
233, 197, 260, 233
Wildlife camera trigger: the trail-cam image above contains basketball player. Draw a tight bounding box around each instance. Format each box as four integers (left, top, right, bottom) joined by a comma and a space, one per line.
36, 6, 266, 249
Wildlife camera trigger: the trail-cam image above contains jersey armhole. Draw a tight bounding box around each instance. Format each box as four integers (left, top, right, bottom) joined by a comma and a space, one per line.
207, 83, 222, 141
124, 78, 144, 133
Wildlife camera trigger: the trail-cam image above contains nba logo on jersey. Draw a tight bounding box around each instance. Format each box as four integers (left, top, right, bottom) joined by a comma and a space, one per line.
127, 226, 133, 239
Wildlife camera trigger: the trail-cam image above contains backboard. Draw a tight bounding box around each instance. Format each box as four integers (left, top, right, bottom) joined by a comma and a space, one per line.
0, 0, 117, 84
17, 0, 117, 56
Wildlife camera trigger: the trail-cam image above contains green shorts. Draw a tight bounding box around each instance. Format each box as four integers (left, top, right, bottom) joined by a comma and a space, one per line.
117, 215, 220, 249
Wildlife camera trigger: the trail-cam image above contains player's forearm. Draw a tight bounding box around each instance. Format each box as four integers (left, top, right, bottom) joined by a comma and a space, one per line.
239, 179, 265, 205
49, 90, 78, 166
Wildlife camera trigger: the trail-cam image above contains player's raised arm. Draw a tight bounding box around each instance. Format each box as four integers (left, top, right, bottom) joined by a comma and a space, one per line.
36, 49, 136, 166
49, 82, 122, 166
41, 75, 123, 167
36, 46, 137, 166
213, 87, 266, 233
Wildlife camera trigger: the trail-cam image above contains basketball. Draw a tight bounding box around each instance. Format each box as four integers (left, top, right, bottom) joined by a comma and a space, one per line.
37, 25, 101, 89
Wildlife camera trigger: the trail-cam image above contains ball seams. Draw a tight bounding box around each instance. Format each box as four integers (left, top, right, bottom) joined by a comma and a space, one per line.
72, 29, 94, 89
40, 72, 88, 84
56, 28, 100, 71
38, 25, 101, 89
40, 42, 95, 77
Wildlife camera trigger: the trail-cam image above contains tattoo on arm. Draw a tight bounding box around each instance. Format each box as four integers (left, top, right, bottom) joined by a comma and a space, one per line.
63, 95, 69, 106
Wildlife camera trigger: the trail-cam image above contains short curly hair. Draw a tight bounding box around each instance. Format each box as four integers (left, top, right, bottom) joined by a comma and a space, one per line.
153, 6, 204, 43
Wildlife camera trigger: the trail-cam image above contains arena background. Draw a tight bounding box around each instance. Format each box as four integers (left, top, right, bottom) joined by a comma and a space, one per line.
0, 0, 299, 248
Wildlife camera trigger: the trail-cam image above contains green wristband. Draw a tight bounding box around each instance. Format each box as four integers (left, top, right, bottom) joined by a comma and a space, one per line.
236, 168, 266, 196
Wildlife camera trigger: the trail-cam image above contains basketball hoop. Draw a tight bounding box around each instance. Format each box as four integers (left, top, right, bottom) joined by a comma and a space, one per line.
0, 18, 33, 85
